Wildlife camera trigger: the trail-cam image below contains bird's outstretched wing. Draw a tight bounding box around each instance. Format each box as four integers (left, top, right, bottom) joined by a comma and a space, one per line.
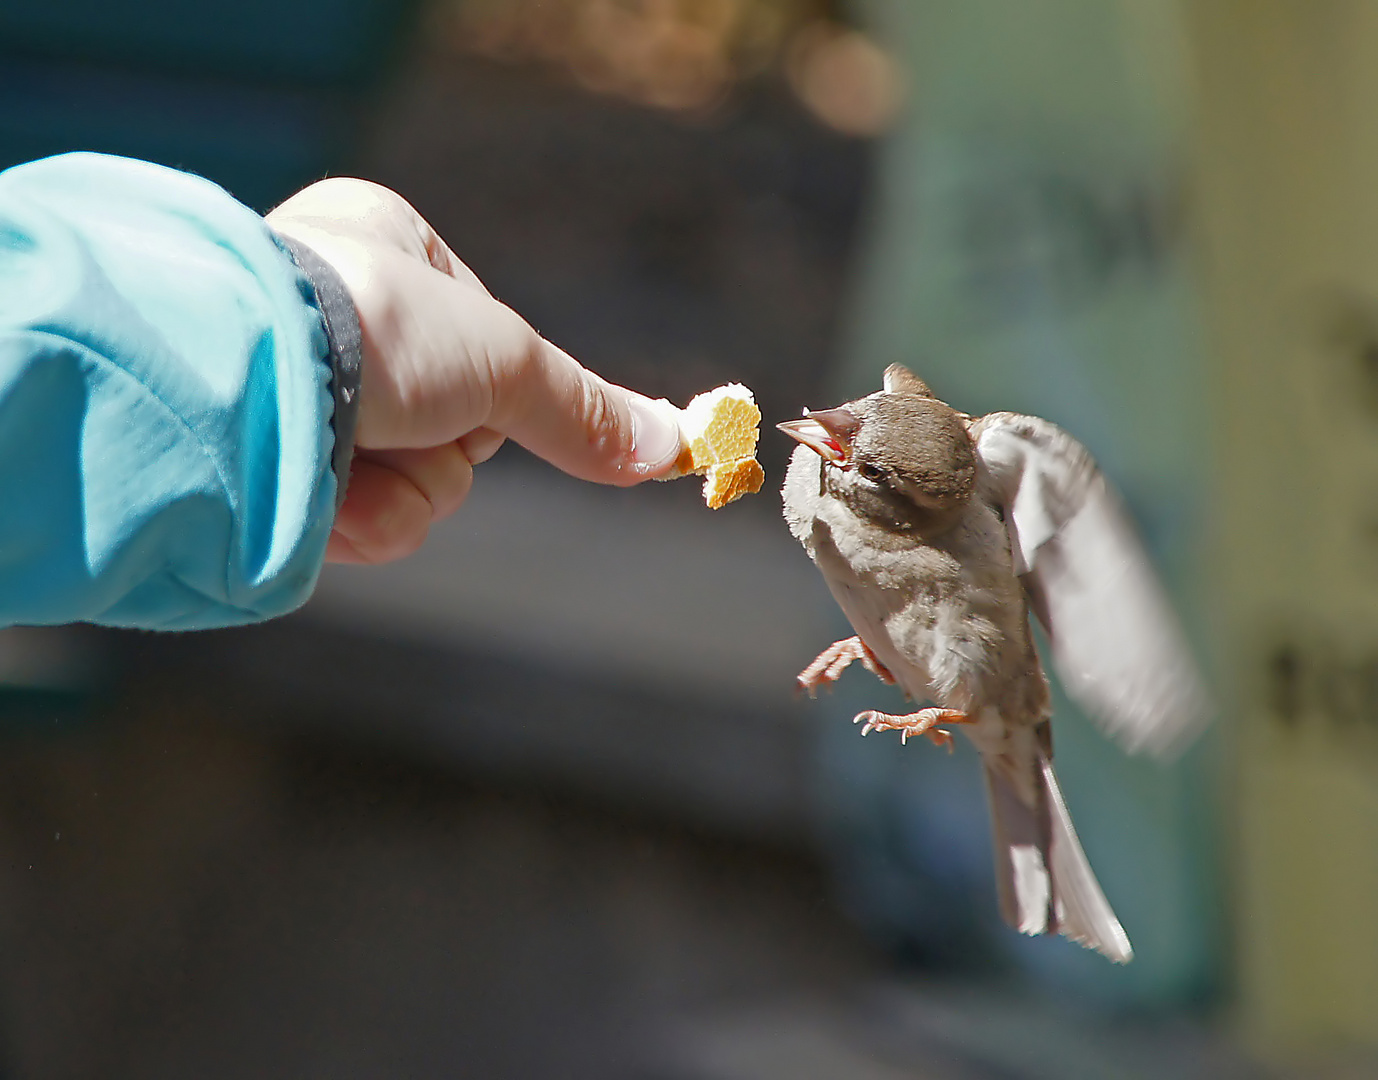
969, 412, 1211, 757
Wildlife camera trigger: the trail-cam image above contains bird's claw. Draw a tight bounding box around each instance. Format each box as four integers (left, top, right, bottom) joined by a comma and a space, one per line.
852, 708, 970, 751
797, 637, 895, 697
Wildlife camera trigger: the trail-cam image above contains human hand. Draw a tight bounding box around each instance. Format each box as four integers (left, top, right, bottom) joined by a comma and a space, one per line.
265, 179, 684, 565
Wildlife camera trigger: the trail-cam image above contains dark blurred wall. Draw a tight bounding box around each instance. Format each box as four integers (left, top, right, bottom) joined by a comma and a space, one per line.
0, 0, 423, 209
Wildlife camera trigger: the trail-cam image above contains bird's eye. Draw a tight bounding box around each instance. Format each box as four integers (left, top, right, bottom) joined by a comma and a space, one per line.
857, 461, 885, 483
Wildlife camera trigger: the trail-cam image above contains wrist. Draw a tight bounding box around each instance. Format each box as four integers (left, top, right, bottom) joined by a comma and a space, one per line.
271, 232, 364, 511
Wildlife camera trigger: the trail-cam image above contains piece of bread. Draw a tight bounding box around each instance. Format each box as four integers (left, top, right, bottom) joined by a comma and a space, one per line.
664, 383, 765, 509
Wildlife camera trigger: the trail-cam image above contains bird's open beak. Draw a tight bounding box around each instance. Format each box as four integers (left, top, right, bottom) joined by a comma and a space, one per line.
776, 408, 859, 468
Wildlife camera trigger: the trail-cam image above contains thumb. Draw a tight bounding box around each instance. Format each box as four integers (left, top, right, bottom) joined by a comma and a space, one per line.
490, 338, 684, 486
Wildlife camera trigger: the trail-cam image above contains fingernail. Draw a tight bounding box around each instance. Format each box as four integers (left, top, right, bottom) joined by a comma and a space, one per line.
628, 395, 683, 472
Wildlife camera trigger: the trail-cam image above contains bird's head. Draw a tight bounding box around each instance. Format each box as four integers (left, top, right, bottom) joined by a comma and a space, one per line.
777, 364, 977, 536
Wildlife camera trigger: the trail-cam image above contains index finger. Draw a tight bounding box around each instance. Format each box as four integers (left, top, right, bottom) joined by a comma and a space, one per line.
487, 337, 684, 486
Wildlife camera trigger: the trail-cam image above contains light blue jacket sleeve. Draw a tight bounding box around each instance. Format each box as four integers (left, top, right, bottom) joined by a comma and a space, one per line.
0, 153, 339, 630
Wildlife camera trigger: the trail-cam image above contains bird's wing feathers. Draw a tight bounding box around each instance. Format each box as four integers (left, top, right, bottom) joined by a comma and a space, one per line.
969, 412, 1210, 757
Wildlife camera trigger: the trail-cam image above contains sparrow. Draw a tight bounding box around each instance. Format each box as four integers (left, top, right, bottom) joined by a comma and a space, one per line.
778, 364, 1210, 963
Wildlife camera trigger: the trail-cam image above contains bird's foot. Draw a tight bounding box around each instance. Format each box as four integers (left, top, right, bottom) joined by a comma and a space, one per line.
853, 707, 971, 750
797, 637, 895, 696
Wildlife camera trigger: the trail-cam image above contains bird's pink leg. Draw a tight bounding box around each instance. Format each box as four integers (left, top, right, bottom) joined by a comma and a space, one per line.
853, 707, 972, 750
797, 636, 895, 696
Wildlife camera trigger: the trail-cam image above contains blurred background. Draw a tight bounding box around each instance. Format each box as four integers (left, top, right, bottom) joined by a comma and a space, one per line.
0, 0, 1373, 1076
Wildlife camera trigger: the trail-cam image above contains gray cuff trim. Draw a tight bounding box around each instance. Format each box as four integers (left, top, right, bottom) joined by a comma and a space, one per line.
273, 232, 362, 513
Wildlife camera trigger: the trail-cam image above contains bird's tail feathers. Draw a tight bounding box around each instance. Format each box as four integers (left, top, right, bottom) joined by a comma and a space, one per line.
983, 755, 1133, 963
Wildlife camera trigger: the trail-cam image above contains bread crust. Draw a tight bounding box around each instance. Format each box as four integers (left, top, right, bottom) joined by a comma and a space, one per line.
662, 384, 764, 508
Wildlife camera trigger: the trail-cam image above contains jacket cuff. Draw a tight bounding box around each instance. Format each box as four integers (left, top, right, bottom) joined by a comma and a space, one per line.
272, 233, 362, 512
